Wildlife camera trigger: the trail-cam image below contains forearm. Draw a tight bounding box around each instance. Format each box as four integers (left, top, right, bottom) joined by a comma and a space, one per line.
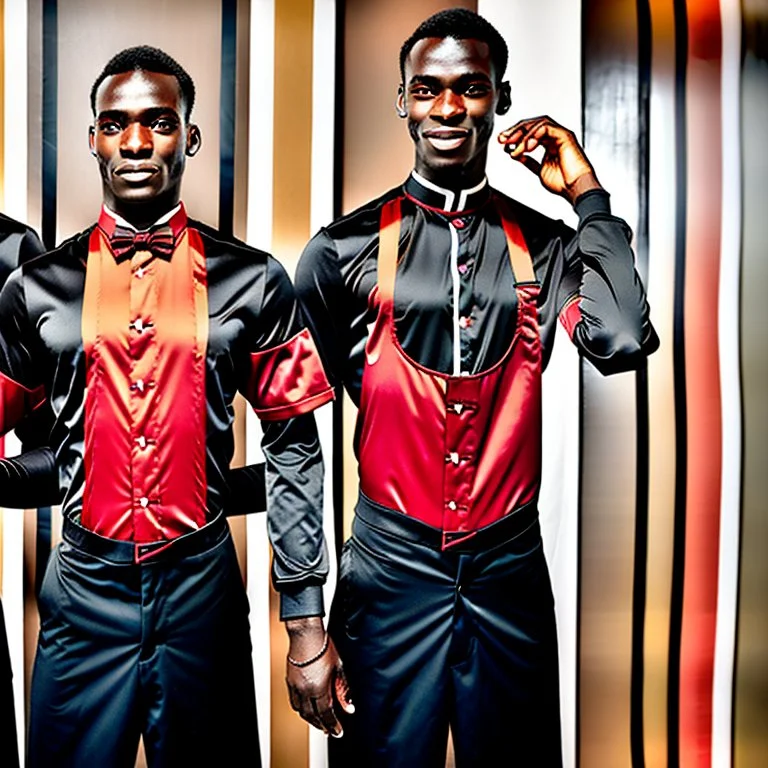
263, 413, 329, 620
567, 190, 659, 374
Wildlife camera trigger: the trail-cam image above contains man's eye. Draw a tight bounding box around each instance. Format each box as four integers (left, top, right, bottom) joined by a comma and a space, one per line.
410, 86, 435, 98
99, 122, 121, 135
465, 84, 490, 97
152, 119, 176, 133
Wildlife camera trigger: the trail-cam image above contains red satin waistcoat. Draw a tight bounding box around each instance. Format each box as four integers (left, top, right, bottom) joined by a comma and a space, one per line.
355, 196, 542, 549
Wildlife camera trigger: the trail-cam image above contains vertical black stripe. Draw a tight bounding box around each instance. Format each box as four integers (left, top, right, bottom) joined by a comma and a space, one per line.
219, 0, 237, 238
630, 3, 653, 767
333, 0, 346, 563
667, 1, 689, 765
41, 0, 57, 249
38, 0, 57, 594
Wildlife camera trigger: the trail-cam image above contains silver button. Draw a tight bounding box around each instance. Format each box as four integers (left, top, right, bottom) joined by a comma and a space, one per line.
453, 403, 464, 415
133, 379, 145, 393
448, 501, 457, 511
136, 436, 147, 449
135, 267, 146, 279
449, 452, 459, 465
139, 497, 149, 508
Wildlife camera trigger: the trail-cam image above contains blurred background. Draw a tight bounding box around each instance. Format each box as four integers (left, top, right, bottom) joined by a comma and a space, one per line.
0, 0, 765, 765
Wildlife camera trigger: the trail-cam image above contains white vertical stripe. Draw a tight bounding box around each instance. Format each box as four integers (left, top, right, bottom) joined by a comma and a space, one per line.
247, 0, 275, 253
713, 2, 743, 766
449, 225, 461, 376
310, 0, 336, 238
479, 2, 581, 765
3, 0, 29, 220
2, 432, 25, 767
246, 4, 276, 765
309, 3, 337, 765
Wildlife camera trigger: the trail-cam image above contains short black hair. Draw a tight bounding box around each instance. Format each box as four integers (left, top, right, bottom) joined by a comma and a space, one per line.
90, 45, 196, 121
399, 8, 508, 84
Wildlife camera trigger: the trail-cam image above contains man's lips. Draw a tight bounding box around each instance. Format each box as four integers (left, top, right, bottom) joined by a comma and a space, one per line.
114, 164, 159, 183
422, 129, 470, 152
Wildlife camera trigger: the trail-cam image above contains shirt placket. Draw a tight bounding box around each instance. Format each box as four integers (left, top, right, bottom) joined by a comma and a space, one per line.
442, 376, 481, 545
128, 248, 161, 540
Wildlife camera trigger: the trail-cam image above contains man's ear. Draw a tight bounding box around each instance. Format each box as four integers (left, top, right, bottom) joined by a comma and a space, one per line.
186, 124, 202, 157
496, 81, 511, 116
88, 125, 97, 156
395, 85, 407, 118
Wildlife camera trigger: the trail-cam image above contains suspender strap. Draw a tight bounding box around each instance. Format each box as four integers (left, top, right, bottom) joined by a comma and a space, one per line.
377, 194, 537, 302
494, 195, 536, 285
377, 197, 401, 303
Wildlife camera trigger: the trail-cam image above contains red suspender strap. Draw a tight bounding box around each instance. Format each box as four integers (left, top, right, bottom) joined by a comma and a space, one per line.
496, 197, 536, 285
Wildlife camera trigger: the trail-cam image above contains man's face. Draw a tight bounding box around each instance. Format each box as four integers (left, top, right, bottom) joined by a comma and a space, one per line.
89, 69, 200, 215
399, 37, 509, 186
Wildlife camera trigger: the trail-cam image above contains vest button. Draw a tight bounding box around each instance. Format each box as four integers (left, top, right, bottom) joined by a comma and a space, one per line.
447, 500, 457, 511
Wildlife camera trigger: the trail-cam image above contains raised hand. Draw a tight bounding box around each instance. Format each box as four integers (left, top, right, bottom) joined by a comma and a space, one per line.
498, 116, 602, 205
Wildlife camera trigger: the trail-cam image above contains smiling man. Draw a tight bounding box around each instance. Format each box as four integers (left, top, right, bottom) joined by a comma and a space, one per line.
294, 8, 658, 768
0, 46, 341, 766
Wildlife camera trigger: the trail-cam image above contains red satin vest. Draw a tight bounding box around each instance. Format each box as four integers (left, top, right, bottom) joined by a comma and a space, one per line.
355, 196, 542, 549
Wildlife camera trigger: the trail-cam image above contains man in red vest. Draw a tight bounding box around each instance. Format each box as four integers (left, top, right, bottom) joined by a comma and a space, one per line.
292, 8, 658, 767
0, 46, 344, 766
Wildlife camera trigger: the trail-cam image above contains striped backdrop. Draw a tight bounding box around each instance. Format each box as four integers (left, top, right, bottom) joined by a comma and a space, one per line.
1, 1, 766, 766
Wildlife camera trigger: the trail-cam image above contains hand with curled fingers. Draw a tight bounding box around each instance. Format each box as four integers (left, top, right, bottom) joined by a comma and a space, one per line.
285, 616, 354, 738
498, 116, 603, 205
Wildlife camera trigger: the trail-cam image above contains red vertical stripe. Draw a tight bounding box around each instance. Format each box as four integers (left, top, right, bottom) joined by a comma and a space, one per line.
679, 2, 723, 765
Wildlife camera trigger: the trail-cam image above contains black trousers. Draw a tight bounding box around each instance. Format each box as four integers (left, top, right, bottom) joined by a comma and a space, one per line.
329, 494, 562, 768
27, 515, 260, 768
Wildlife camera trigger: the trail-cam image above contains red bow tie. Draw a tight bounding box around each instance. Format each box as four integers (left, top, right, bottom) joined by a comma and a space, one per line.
109, 224, 176, 261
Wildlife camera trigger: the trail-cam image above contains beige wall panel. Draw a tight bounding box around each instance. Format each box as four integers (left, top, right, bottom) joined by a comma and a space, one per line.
56, 0, 222, 243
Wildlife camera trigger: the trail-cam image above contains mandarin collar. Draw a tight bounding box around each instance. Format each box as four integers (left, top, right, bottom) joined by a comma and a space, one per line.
403, 172, 490, 215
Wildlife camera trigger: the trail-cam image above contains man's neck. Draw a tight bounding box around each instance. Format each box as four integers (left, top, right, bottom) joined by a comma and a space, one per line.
104, 201, 181, 232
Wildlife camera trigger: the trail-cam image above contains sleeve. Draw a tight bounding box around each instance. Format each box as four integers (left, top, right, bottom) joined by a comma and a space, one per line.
239, 256, 333, 620
0, 269, 46, 435
263, 413, 329, 620
19, 229, 46, 264
294, 229, 355, 392
0, 447, 61, 508
241, 256, 334, 420
557, 189, 659, 375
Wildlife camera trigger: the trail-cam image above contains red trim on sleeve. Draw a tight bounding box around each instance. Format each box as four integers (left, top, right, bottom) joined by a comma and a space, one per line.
246, 328, 334, 421
0, 370, 45, 434
559, 296, 582, 339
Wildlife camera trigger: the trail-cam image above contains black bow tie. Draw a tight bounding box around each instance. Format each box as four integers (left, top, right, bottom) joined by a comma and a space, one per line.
109, 224, 176, 260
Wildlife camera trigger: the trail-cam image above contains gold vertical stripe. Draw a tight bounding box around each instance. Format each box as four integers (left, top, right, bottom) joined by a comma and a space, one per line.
271, 1, 314, 766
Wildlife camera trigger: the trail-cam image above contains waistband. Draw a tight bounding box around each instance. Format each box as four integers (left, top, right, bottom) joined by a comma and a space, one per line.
62, 513, 230, 564
355, 492, 538, 553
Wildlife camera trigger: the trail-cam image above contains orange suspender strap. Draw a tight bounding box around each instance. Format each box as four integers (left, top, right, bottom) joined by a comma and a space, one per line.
377, 197, 402, 304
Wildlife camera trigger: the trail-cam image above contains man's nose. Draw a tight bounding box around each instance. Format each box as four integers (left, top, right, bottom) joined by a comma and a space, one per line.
434, 90, 465, 120
121, 122, 152, 155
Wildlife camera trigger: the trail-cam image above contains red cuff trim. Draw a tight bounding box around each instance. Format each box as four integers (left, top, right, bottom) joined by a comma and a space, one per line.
247, 328, 334, 421
559, 297, 582, 339
255, 387, 334, 421
0, 370, 45, 434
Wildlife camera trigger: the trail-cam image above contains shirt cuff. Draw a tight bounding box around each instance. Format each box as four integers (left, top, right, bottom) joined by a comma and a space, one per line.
574, 188, 611, 220
279, 584, 325, 621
